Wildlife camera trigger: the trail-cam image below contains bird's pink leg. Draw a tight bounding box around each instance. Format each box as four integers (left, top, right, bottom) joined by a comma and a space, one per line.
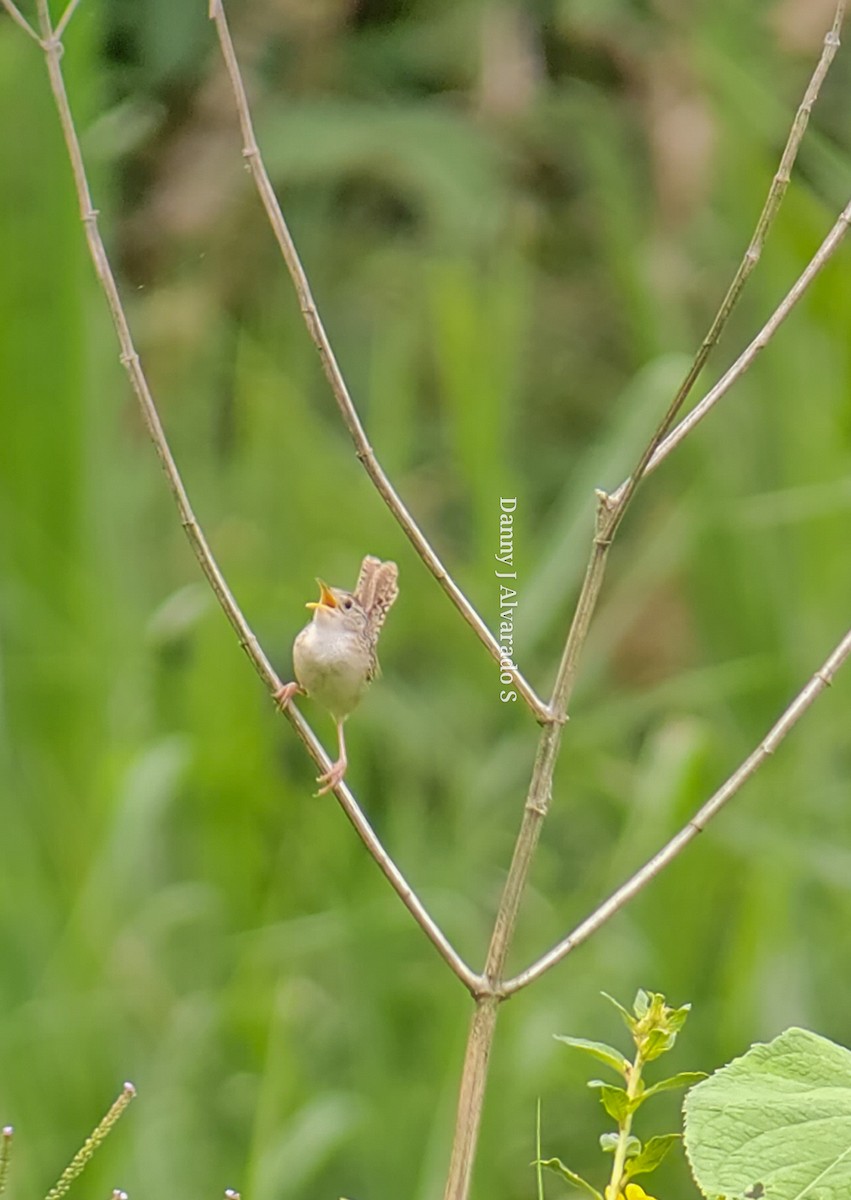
316, 721, 348, 795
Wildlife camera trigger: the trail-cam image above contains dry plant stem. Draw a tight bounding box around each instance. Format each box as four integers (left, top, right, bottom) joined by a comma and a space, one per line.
504, 625, 851, 996
53, 0, 81, 41
442, 506, 610, 1200
208, 0, 550, 724
24, 0, 478, 998
609, 0, 846, 515
442, 10, 848, 1192
611, 197, 851, 493
1, 0, 38, 39
463, 0, 851, 1009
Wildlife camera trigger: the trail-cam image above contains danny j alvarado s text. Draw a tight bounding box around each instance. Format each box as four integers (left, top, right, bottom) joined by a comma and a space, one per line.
496, 497, 518, 703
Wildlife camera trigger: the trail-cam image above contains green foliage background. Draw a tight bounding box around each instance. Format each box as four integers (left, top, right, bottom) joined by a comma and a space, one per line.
1, 1, 850, 1197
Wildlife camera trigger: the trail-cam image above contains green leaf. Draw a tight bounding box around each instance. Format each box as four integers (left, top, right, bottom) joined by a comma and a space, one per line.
633, 989, 651, 1018
641, 1071, 708, 1102
599, 1133, 640, 1157
667, 1003, 692, 1033
684, 1027, 851, 1200
537, 1158, 604, 1199
601, 992, 636, 1033
554, 1035, 631, 1078
641, 1028, 676, 1062
623, 1133, 680, 1179
587, 1082, 631, 1123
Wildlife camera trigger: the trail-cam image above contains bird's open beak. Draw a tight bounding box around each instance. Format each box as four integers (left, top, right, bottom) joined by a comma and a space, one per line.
306, 579, 338, 611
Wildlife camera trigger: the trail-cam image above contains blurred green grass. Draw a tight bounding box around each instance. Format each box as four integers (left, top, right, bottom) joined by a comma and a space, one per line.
1, 1, 850, 1198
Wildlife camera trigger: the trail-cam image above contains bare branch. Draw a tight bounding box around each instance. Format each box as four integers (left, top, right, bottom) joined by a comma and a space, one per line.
54, 0, 82, 41
503, 626, 851, 996
441, 6, 848, 1192
609, 198, 851, 498
468, 0, 851, 1005
27, 0, 478, 997
0, 0, 39, 41
609, 0, 847, 523
208, 0, 551, 724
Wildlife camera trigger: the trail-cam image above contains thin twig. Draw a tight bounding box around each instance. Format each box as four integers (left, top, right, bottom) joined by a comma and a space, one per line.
28, 0, 478, 997
609, 198, 851, 496
503, 626, 851, 996
208, 0, 551, 724
608, 0, 846, 523
0, 0, 39, 41
54, 0, 82, 41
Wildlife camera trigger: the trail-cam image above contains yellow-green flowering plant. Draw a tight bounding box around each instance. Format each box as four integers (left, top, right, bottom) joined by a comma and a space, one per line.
537, 990, 706, 1200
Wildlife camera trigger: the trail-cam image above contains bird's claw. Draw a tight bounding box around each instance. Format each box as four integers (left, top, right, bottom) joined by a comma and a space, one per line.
314, 759, 347, 796
273, 681, 301, 710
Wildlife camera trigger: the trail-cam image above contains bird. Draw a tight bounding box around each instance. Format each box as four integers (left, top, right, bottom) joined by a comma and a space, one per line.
275, 556, 399, 794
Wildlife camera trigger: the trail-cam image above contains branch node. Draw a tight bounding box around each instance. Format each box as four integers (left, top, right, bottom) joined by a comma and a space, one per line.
40, 34, 64, 57
539, 705, 567, 728
471, 976, 499, 1001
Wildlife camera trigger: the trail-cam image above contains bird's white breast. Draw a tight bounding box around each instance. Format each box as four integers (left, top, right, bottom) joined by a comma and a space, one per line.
293, 618, 371, 721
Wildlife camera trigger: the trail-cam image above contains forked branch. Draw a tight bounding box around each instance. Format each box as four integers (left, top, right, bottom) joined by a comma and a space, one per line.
504, 625, 851, 996
8, 4, 849, 1200
609, 197, 851, 498
609, 0, 846, 522
13, 0, 478, 998
440, 4, 847, 1195
208, 0, 551, 723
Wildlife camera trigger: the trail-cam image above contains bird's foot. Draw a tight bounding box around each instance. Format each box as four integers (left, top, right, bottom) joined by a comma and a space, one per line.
273, 681, 302, 710
315, 757, 347, 796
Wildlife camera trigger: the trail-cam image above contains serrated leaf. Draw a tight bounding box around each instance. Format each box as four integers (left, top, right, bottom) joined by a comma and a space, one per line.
641, 1071, 708, 1101
684, 1027, 851, 1200
623, 1133, 680, 1179
588, 1082, 630, 1123
537, 1158, 604, 1199
554, 1036, 630, 1078
602, 992, 637, 1033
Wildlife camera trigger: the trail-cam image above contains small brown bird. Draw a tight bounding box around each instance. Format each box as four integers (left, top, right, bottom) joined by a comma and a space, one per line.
275, 556, 399, 794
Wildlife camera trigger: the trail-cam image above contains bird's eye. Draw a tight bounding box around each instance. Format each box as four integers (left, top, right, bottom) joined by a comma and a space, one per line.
343, 598, 353, 610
